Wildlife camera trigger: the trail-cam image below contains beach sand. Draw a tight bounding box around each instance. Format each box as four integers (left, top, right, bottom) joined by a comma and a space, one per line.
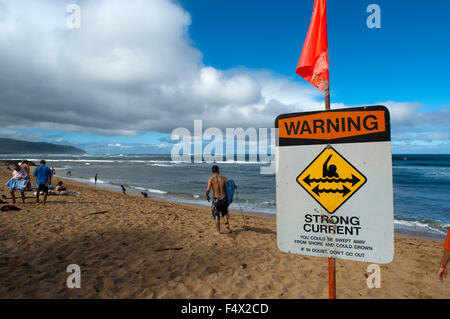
0, 166, 448, 299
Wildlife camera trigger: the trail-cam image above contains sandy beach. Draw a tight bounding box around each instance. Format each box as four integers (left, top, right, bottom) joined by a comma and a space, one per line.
0, 165, 448, 299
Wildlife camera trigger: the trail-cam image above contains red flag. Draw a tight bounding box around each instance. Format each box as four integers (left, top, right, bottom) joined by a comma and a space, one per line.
296, 0, 329, 92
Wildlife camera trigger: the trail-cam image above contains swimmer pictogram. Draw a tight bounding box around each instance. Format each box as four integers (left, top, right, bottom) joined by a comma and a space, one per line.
296, 147, 367, 213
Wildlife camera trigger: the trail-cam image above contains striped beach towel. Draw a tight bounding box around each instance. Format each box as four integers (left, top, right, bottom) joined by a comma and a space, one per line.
5, 178, 28, 191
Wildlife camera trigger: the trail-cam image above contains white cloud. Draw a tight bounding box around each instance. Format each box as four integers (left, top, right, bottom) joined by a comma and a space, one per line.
0, 0, 325, 134
382, 101, 422, 125
191, 67, 262, 106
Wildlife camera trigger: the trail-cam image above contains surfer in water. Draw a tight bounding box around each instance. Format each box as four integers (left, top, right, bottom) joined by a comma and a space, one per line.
206, 165, 232, 235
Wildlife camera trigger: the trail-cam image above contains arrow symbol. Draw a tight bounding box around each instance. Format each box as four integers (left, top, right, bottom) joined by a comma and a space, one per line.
348, 174, 360, 186
303, 174, 360, 186
312, 185, 351, 197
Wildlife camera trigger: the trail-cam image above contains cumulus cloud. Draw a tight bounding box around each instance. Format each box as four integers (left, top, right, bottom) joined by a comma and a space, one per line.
0, 0, 448, 153
0, 0, 324, 135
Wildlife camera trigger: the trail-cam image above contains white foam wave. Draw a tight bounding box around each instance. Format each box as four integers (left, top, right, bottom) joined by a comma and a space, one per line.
148, 188, 167, 194
394, 166, 450, 180
43, 159, 116, 163
394, 219, 448, 235
214, 160, 269, 165
89, 177, 105, 184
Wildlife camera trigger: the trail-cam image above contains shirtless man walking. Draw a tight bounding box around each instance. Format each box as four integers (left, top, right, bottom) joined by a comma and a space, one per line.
206, 165, 232, 235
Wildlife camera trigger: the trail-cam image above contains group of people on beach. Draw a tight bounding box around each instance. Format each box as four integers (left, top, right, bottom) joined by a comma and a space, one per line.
5, 160, 54, 205
5, 160, 32, 204
4, 160, 449, 283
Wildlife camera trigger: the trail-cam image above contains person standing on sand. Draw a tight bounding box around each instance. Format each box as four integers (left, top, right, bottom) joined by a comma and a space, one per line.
33, 160, 52, 205
94, 173, 98, 185
438, 227, 450, 282
19, 160, 31, 190
121, 185, 126, 194
6, 164, 28, 204
206, 165, 232, 235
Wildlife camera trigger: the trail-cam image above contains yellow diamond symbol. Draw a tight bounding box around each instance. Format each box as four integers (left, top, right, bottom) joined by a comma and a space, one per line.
297, 146, 367, 214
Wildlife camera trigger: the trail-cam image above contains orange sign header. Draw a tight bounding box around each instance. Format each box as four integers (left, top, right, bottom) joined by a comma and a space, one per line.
276, 106, 390, 146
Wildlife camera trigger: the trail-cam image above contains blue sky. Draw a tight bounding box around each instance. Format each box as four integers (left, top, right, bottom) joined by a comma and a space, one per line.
180, 0, 450, 107
0, 0, 449, 154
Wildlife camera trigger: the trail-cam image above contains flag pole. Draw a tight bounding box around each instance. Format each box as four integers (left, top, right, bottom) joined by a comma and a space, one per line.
325, 89, 331, 111
295, 0, 334, 298
324, 87, 335, 299
328, 257, 336, 299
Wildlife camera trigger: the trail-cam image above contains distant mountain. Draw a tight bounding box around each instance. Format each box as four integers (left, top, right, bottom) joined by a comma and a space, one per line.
0, 138, 85, 155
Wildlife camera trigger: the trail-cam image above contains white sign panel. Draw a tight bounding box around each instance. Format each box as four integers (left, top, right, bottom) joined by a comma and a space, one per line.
276, 106, 394, 264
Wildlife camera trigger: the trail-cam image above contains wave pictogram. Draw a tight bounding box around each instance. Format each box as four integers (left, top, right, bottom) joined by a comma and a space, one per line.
312, 185, 351, 197
303, 174, 361, 186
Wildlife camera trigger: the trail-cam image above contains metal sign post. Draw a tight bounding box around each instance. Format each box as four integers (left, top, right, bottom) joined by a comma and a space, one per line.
328, 256, 336, 299
325, 90, 335, 299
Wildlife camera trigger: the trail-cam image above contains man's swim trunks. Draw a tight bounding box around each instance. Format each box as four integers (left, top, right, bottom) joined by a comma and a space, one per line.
38, 183, 49, 193
211, 197, 228, 220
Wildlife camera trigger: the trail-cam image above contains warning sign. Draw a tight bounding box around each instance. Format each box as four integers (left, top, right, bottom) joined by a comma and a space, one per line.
296, 146, 367, 214
275, 106, 394, 264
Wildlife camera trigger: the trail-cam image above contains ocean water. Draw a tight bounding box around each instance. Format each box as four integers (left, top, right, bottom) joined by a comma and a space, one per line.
2, 154, 449, 237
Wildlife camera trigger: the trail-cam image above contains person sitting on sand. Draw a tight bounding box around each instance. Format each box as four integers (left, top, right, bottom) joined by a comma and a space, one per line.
438, 227, 450, 281
206, 165, 232, 235
55, 181, 66, 192
49, 181, 79, 196
33, 160, 52, 205
141, 192, 148, 198
5, 164, 28, 204
50, 181, 69, 195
